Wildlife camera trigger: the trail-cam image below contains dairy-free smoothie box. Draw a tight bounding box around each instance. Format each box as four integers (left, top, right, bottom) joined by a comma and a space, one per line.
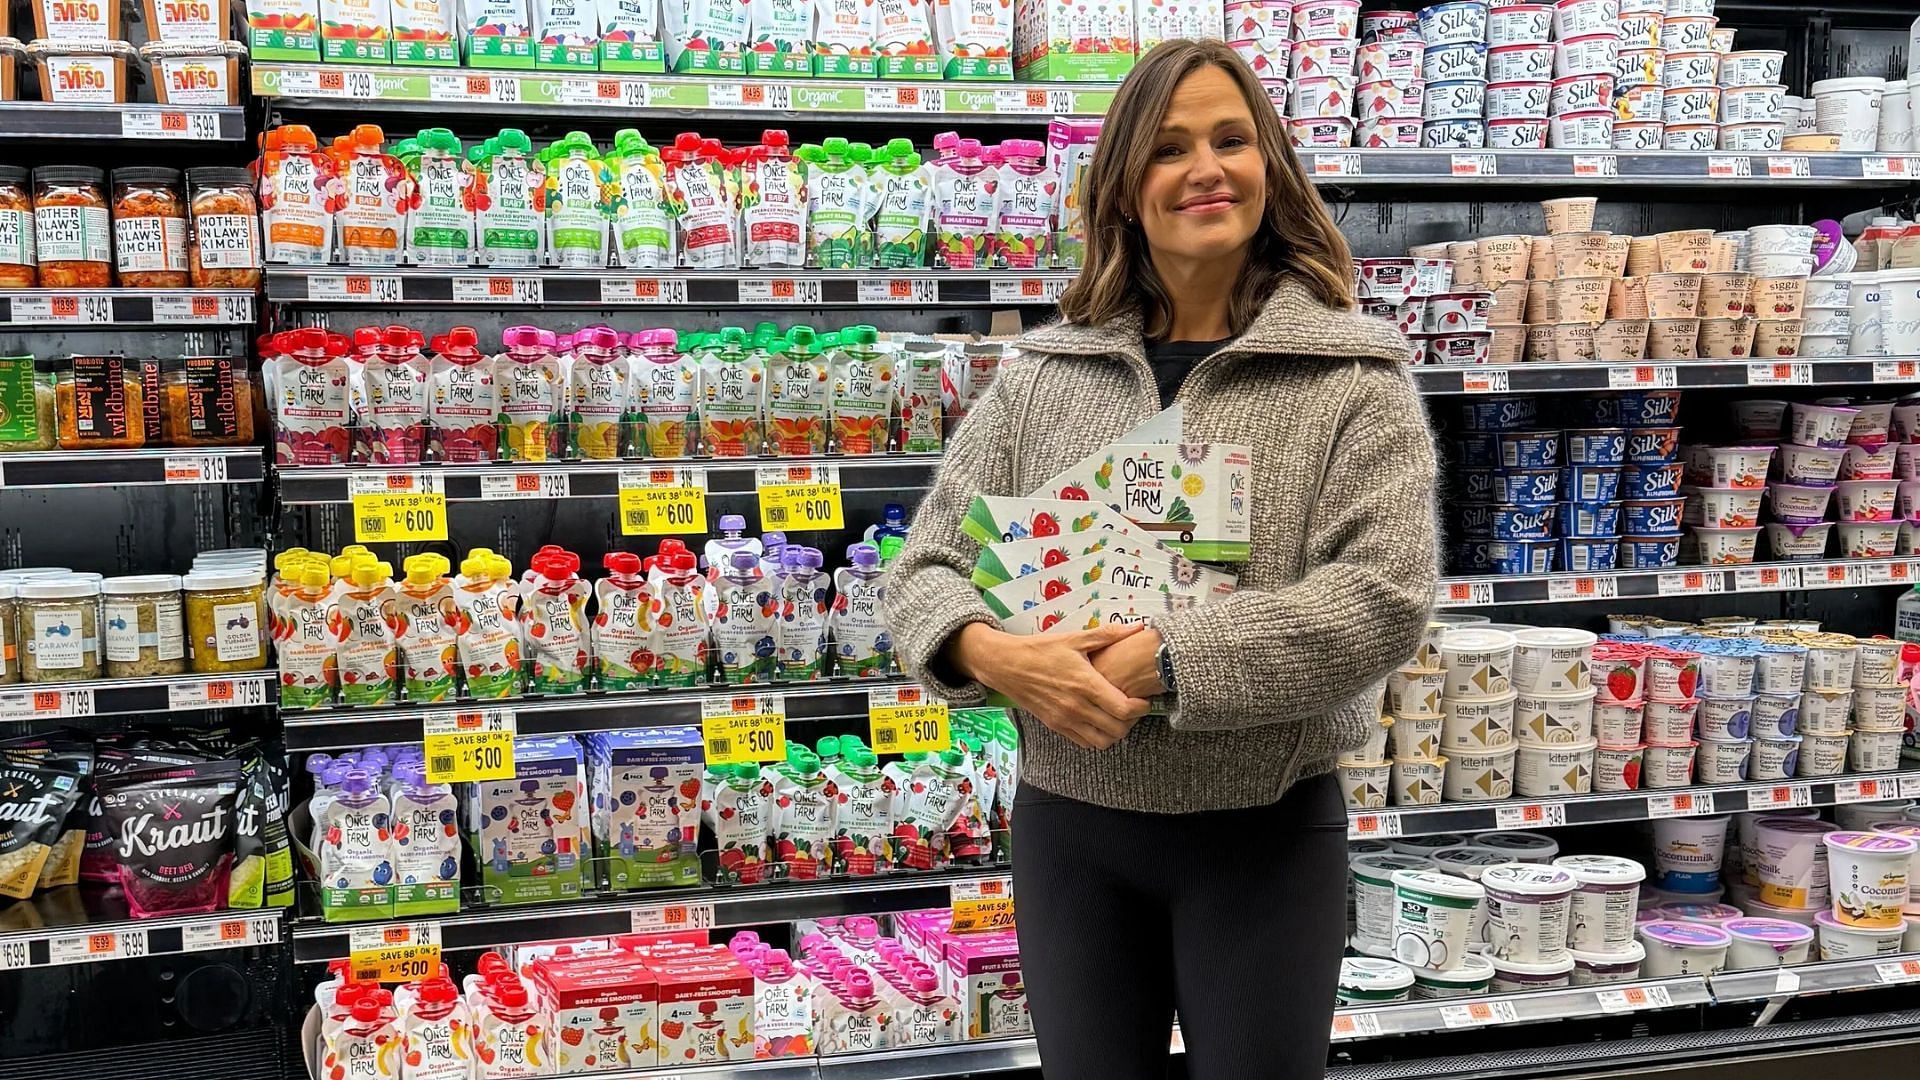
980, 549, 1233, 620
1012, 0, 1135, 81
588, 727, 704, 891
961, 495, 1132, 547
1046, 118, 1100, 267
529, 956, 659, 1073
249, 0, 322, 60
938, 931, 1030, 1039
1033, 442, 1251, 562
464, 735, 587, 905
320, 0, 393, 61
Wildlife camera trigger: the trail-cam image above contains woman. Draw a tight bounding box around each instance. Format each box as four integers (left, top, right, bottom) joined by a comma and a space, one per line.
884, 39, 1440, 1079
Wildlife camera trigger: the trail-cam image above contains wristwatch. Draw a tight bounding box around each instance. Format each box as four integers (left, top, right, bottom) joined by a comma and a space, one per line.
1156, 637, 1178, 695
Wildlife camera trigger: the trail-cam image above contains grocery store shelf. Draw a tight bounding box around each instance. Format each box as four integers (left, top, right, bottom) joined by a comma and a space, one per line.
1302, 150, 1920, 187
818, 1039, 1043, 1080
280, 672, 917, 750
1712, 954, 1920, 1004
0, 447, 264, 489
0, 891, 281, 970
1414, 356, 1920, 396
1347, 770, 1920, 840
1436, 557, 1920, 609
0, 672, 273, 723
0, 103, 247, 142
1334, 976, 1710, 1040
264, 266, 1070, 306
0, 289, 255, 325
288, 865, 1007, 962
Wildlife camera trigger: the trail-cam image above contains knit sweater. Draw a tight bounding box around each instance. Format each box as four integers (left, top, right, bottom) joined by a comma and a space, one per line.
883, 276, 1443, 813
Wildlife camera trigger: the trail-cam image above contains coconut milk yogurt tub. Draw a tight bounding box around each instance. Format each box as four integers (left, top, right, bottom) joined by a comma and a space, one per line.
1337, 957, 1417, 1004
1638, 919, 1733, 975
1393, 869, 1488, 971
1822, 831, 1917, 929
1483, 862, 1578, 962
1555, 854, 1647, 952
1471, 830, 1561, 863
1814, 909, 1907, 957
1388, 832, 1471, 857
1411, 951, 1498, 998
1722, 917, 1815, 969
1353, 853, 1442, 957
1570, 940, 1646, 983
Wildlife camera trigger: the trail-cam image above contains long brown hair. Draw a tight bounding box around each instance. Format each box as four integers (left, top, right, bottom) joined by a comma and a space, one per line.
1056, 39, 1355, 340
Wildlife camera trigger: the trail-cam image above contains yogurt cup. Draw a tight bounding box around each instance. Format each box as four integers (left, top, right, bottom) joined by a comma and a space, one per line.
1638, 920, 1732, 975
1392, 716, 1445, 760
1555, 853, 1647, 952
1647, 650, 1702, 702
1663, 50, 1719, 89
1643, 697, 1700, 744
1339, 758, 1393, 808
1594, 743, 1645, 791
1489, 951, 1576, 991
1357, 80, 1424, 120
1445, 747, 1517, 800
1424, 76, 1489, 119
1486, 78, 1550, 117
1290, 116, 1357, 147
1292, 36, 1360, 80
1693, 735, 1750, 783
1356, 38, 1423, 81
1389, 833, 1472, 856
1752, 816, 1837, 908
1510, 628, 1596, 695
1835, 478, 1899, 522
1620, 535, 1681, 568
1752, 275, 1807, 319
1554, 33, 1618, 78
1354, 853, 1442, 956
1795, 731, 1850, 777
1837, 521, 1899, 557
1750, 318, 1803, 358
1473, 833, 1561, 867
1441, 628, 1517, 698
1790, 402, 1862, 449
1617, 48, 1661, 88
1410, 951, 1497, 998
1550, 0, 1617, 37
1868, 822, 1920, 892
1720, 83, 1785, 124
1389, 667, 1447, 717
1767, 521, 1832, 562
1696, 694, 1753, 739
1687, 486, 1764, 528
1594, 699, 1644, 745
1665, 124, 1721, 151
1615, 10, 1659, 50
1665, 13, 1717, 50
1802, 637, 1857, 691
1651, 813, 1729, 893
1654, 901, 1744, 924
1616, 84, 1665, 124
1417, 0, 1488, 45
1443, 691, 1517, 750
1482, 861, 1578, 962
1777, 443, 1845, 485
1751, 692, 1799, 737
1798, 332, 1850, 358
1487, 2, 1551, 45
1293, 75, 1360, 118
1733, 399, 1789, 439
1561, 501, 1623, 537
1804, 276, 1853, 310
1748, 733, 1802, 780
1843, 443, 1898, 481
1722, 917, 1815, 968
1693, 525, 1762, 564
1798, 689, 1854, 734
1393, 868, 1487, 970
1623, 463, 1684, 499
1848, 728, 1903, 772
1900, 443, 1920, 480
1337, 957, 1416, 1005
1824, 830, 1916, 929
1719, 122, 1786, 152
1719, 50, 1785, 87
1292, 0, 1361, 39
1550, 73, 1614, 116
1641, 740, 1700, 788
1810, 76, 1887, 152
1392, 755, 1448, 805
1851, 638, 1904, 688
1845, 399, 1895, 444
1834, 801, 1914, 832
1424, 42, 1489, 83
1570, 940, 1646, 983
1516, 739, 1596, 795
1850, 686, 1905, 730
1616, 121, 1666, 153
1814, 908, 1907, 958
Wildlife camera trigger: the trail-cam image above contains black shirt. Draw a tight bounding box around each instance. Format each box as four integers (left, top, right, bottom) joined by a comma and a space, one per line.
1145, 337, 1230, 409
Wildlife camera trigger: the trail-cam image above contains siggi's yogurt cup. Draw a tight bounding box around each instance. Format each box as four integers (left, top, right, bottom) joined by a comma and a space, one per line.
1638, 919, 1733, 975
1442, 691, 1518, 750
1441, 627, 1517, 698
1594, 742, 1645, 791
1489, 951, 1576, 991
1410, 952, 1497, 998
1486, 79, 1550, 117
1570, 941, 1646, 983
1555, 34, 1618, 78
1482, 862, 1578, 962
1748, 733, 1801, 780
1823, 830, 1916, 929
1392, 716, 1445, 760
1446, 747, 1517, 800
1796, 731, 1850, 777
1393, 868, 1487, 970
1848, 729, 1903, 772
1778, 443, 1844, 484
1814, 909, 1907, 958
1555, 853, 1647, 952
1516, 739, 1596, 795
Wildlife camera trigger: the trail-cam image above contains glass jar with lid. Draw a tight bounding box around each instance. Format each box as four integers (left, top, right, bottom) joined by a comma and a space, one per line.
56, 354, 148, 448
186, 167, 261, 290
163, 355, 254, 447
101, 574, 188, 678
17, 575, 101, 682
183, 568, 267, 673
0, 356, 56, 451
0, 581, 17, 684
32, 165, 111, 288
110, 167, 189, 288
0, 165, 34, 288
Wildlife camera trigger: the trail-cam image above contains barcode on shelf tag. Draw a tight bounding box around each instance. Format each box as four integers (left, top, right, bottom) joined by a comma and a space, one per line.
1747, 362, 1812, 385
707, 82, 745, 108
1735, 566, 1801, 591
857, 277, 939, 304
167, 678, 268, 711
1900, 775, 1920, 799
120, 110, 221, 140
1573, 154, 1619, 178
1450, 154, 1497, 177
1648, 792, 1716, 818
478, 472, 571, 500
1314, 154, 1362, 177
951, 876, 1012, 904
451, 276, 544, 304
427, 73, 472, 99
307, 274, 404, 303
1548, 575, 1618, 601
1657, 571, 1725, 596
1746, 783, 1812, 810
1598, 984, 1674, 1013
0, 689, 77, 720
631, 902, 715, 933
1437, 581, 1496, 607
1495, 802, 1566, 830
182, 914, 281, 951
1708, 156, 1753, 178
10, 294, 113, 323
1331, 1012, 1384, 1039
1440, 1000, 1517, 1027
153, 293, 251, 322
1766, 156, 1810, 178
1348, 812, 1404, 839
1816, 562, 1873, 589
740, 277, 823, 305
1461, 369, 1511, 393
1865, 561, 1899, 586
1607, 364, 1676, 389
989, 277, 1066, 304
1835, 778, 1883, 803
163, 454, 230, 484
48, 930, 147, 965
1877, 959, 1920, 984
599, 277, 690, 304
1874, 360, 1920, 382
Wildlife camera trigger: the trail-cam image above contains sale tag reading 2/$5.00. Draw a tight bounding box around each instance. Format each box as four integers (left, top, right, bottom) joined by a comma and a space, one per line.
701, 695, 787, 765
348, 922, 442, 983
422, 710, 516, 783
949, 877, 1014, 934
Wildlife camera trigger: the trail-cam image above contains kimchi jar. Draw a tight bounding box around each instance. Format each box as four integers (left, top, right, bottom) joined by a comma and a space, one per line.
186, 167, 261, 289
56, 354, 147, 448
111, 167, 188, 288
32, 165, 110, 288
0, 166, 33, 288
163, 355, 254, 446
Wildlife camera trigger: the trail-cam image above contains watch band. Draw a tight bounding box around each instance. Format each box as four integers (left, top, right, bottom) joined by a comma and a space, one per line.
1156, 638, 1178, 695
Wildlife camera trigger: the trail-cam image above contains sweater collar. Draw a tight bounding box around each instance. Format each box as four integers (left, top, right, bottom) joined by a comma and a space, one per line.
1013, 275, 1413, 366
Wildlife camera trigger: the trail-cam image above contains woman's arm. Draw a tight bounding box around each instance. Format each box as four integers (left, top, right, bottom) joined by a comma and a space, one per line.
1150, 364, 1440, 731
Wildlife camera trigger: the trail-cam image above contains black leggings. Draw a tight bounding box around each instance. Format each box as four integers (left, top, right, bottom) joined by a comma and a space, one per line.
1012, 772, 1348, 1079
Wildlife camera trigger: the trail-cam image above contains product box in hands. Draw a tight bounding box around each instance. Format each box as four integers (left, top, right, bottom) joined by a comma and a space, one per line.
248, 0, 323, 60
1046, 118, 1101, 267
978, 549, 1233, 620
464, 735, 587, 906
321, 0, 394, 61
1013, 0, 1135, 81
1031, 441, 1252, 562
391, 0, 460, 63
587, 728, 704, 892
1001, 588, 1191, 634
463, 0, 537, 67
598, 0, 666, 70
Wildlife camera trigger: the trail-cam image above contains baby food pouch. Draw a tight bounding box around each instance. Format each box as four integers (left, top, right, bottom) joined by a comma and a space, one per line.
830, 543, 892, 675
316, 767, 395, 918
662, 0, 749, 70
828, 325, 895, 454
872, 0, 937, 76
462, 0, 536, 67
608, 129, 676, 269
888, 749, 965, 870
767, 326, 830, 455
337, 125, 410, 267
703, 514, 762, 581
746, 0, 811, 74
772, 748, 835, 880
870, 140, 930, 268
395, 554, 460, 703
407, 128, 477, 266
811, 0, 875, 74
273, 327, 353, 465
825, 743, 889, 875
930, 138, 994, 268
798, 139, 868, 268
260, 124, 340, 264
631, 329, 696, 457
712, 551, 777, 684
470, 979, 547, 1077
992, 139, 1057, 270
567, 326, 631, 459
534, 0, 600, 67
774, 546, 829, 680
664, 134, 741, 269
946, 730, 995, 863
476, 129, 546, 267
740, 133, 808, 268
592, 552, 653, 690
597, 0, 666, 69
543, 132, 614, 269
429, 327, 501, 462
704, 763, 772, 884
494, 325, 562, 462
451, 551, 524, 699
388, 762, 459, 915
336, 561, 400, 708
698, 326, 765, 457
897, 338, 944, 452
278, 565, 342, 709
361, 326, 431, 465
399, 979, 471, 1080
648, 551, 711, 686
931, 0, 1011, 77
818, 970, 889, 1054
518, 550, 592, 694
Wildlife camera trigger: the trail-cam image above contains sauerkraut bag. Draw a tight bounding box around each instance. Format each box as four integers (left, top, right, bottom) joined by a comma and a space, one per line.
96, 758, 244, 917
0, 756, 84, 900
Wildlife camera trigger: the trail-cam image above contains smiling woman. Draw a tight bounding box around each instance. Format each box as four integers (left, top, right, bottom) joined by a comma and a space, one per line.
883, 38, 1441, 1080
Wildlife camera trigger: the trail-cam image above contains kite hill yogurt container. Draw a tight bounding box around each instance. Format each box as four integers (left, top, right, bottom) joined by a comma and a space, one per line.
1482, 861, 1577, 962
1555, 853, 1647, 953
1393, 869, 1487, 971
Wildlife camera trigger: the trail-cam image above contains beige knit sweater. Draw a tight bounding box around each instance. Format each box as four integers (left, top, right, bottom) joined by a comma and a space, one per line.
884, 276, 1443, 813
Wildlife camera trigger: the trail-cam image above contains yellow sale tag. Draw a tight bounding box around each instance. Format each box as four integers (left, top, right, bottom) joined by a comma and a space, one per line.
869, 686, 950, 754
352, 492, 449, 543
422, 711, 516, 783
755, 465, 844, 532
348, 922, 441, 983
949, 877, 1015, 934
701, 694, 786, 765
618, 467, 709, 536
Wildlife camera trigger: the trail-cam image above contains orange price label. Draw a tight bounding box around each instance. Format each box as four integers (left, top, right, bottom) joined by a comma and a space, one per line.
191, 294, 218, 317
220, 920, 248, 942
50, 296, 77, 318
1025, 89, 1048, 108
32, 691, 59, 713
160, 111, 189, 132
88, 933, 115, 954
319, 69, 344, 92
467, 75, 491, 95
743, 84, 765, 105
345, 275, 373, 295
771, 278, 795, 299
633, 279, 660, 298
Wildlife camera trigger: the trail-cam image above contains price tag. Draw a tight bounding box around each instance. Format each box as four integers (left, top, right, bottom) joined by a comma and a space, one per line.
617, 467, 709, 536
1348, 812, 1404, 839
1708, 156, 1753, 178
0, 689, 93, 720
120, 109, 222, 140
1450, 154, 1497, 177
1607, 364, 1676, 389
949, 877, 1015, 934
865, 84, 931, 111
307, 274, 404, 303
631, 902, 716, 934
989, 277, 1067, 304
10, 294, 113, 323
162, 454, 231, 484
600, 276, 690, 304
857, 277, 940, 304
1874, 360, 1920, 382
1746, 783, 1812, 810
182, 914, 281, 951
1774, 969, 1801, 995
167, 677, 269, 711
1547, 575, 1618, 602
591, 77, 650, 107
1597, 984, 1674, 1013
1901, 774, 1920, 799
1735, 566, 1801, 592
1814, 562, 1872, 589
1766, 156, 1810, 178
0, 939, 28, 970
349, 472, 447, 543
1495, 802, 1567, 830
1876, 959, 1920, 984
427, 73, 472, 100
1835, 778, 1883, 804
478, 472, 571, 500
1747, 362, 1812, 385
348, 922, 442, 983
1573, 154, 1619, 178
739, 277, 822, 305
869, 685, 950, 754
994, 87, 1053, 113
1461, 369, 1510, 393
1862, 156, 1919, 179
1657, 571, 1725, 596
1865, 560, 1899, 586
755, 465, 843, 531
1437, 580, 1496, 607
1330, 1013, 1384, 1039
707, 81, 745, 108
701, 694, 787, 765
1440, 1000, 1518, 1028
152, 293, 251, 323
1313, 154, 1362, 177
451, 276, 544, 304
1647, 792, 1716, 818
422, 710, 516, 783
48, 929, 147, 965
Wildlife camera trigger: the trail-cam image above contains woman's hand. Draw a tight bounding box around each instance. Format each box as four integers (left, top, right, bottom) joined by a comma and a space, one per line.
946, 622, 1153, 750
1089, 626, 1166, 700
